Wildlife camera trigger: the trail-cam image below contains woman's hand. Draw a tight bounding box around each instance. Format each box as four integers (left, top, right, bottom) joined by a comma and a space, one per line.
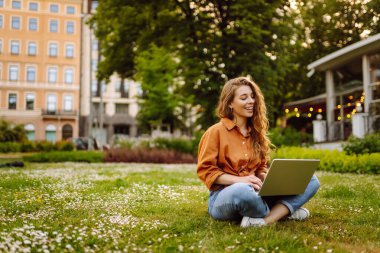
257, 172, 267, 182
214, 174, 263, 191
238, 175, 263, 191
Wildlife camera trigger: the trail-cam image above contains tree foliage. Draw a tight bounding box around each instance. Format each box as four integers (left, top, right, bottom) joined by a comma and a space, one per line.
135, 44, 180, 133
0, 119, 27, 142
288, 0, 380, 98
89, 0, 380, 131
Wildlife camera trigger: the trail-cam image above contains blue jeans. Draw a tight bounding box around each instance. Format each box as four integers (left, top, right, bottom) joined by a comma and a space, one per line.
208, 175, 320, 221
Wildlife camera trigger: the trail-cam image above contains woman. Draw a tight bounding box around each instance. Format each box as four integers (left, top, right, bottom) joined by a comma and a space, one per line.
197, 77, 320, 227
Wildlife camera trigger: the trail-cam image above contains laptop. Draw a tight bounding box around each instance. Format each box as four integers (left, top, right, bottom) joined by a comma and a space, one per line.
258, 159, 320, 196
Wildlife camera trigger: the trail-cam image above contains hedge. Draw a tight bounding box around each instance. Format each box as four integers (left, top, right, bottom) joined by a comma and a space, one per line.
0, 141, 75, 153
273, 147, 380, 174
104, 148, 196, 164
23, 151, 104, 163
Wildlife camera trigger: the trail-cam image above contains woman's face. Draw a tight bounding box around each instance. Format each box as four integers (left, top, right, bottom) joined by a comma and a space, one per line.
230, 85, 255, 120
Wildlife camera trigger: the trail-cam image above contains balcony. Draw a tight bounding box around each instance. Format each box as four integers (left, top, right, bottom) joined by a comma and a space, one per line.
41, 109, 78, 120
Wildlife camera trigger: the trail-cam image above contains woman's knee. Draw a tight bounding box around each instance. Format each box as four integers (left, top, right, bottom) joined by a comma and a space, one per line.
228, 183, 261, 205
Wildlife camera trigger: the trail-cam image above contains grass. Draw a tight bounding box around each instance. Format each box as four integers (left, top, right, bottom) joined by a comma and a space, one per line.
0, 163, 379, 253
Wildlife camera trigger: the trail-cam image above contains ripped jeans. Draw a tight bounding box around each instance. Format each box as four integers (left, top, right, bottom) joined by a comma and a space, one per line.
208, 175, 320, 221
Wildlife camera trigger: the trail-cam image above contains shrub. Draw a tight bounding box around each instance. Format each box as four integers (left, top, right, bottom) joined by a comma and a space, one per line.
152, 138, 194, 155
269, 127, 313, 147
23, 151, 104, 163
0, 119, 27, 142
0, 142, 21, 153
35, 141, 57, 152
56, 141, 75, 151
104, 148, 196, 164
20, 141, 37, 152
116, 140, 135, 149
273, 147, 379, 174
342, 134, 380, 155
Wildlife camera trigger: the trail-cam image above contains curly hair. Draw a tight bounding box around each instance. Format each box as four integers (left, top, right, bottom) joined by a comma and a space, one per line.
216, 77, 271, 162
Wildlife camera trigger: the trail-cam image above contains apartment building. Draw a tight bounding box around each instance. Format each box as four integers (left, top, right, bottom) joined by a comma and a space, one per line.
80, 0, 139, 146
0, 0, 82, 142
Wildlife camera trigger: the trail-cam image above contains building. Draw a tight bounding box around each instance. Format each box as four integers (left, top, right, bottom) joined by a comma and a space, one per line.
284, 33, 380, 142
0, 0, 82, 142
80, 0, 139, 147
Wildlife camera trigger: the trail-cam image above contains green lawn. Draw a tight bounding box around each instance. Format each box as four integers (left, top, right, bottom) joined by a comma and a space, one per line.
0, 163, 379, 252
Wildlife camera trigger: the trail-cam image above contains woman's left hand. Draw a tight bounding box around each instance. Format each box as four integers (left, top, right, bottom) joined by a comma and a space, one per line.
257, 172, 267, 182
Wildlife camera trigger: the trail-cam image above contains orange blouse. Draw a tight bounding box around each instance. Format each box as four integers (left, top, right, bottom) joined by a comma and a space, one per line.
197, 117, 268, 191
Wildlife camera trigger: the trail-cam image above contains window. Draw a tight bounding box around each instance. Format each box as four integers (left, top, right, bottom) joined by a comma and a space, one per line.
45, 124, 56, 143
28, 18, 37, 31
63, 95, 73, 111
48, 67, 57, 83
66, 21, 74, 34
28, 42, 37, 55
116, 80, 130, 98
10, 40, 20, 55
0, 0, 3, 8
92, 39, 98, 50
9, 65, 18, 81
26, 66, 36, 82
29, 2, 38, 11
115, 104, 129, 114
91, 1, 98, 11
11, 16, 20, 30
0, 40, 2, 54
25, 93, 35, 110
0, 15, 3, 28
66, 6, 75, 14
25, 124, 35, 141
49, 20, 58, 32
8, 93, 17, 109
12, 1, 21, 9
50, 4, 59, 13
49, 43, 58, 57
65, 44, 74, 58
47, 95, 56, 113
64, 69, 73, 84
115, 80, 121, 92
91, 60, 97, 71
91, 80, 98, 96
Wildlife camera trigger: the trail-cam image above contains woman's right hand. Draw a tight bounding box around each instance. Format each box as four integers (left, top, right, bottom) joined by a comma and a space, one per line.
215, 174, 263, 191
238, 175, 263, 191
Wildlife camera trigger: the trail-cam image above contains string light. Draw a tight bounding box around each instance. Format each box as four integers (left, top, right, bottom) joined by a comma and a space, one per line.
296, 113, 300, 118
308, 113, 312, 117
347, 114, 351, 119
309, 107, 313, 112
318, 108, 322, 113
337, 116, 341, 121
294, 108, 298, 112
285, 109, 289, 113
337, 105, 341, 109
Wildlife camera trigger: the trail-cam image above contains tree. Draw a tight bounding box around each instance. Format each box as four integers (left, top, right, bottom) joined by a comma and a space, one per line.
89, 0, 294, 129
89, 0, 380, 131
287, 0, 380, 99
135, 44, 180, 133
0, 119, 27, 142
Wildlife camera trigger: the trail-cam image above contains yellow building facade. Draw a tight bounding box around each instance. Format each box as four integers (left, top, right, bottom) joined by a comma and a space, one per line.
0, 0, 82, 142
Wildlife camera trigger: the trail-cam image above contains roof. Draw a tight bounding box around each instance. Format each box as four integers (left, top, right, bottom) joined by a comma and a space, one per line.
284, 84, 363, 107
307, 33, 380, 71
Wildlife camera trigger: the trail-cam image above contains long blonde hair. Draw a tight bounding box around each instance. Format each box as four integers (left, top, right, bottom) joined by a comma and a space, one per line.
216, 77, 271, 161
